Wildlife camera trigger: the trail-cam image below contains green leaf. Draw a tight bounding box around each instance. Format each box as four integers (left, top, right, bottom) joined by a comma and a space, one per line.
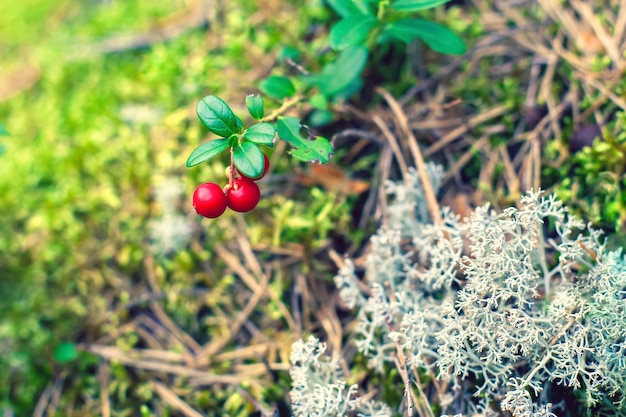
233, 141, 265, 178
329, 16, 378, 50
316, 46, 369, 97
0, 124, 8, 136
326, 0, 372, 18
258, 76, 296, 100
243, 123, 276, 147
53, 342, 78, 363
308, 110, 334, 127
309, 93, 328, 110
383, 19, 466, 55
196, 95, 243, 137
277, 117, 333, 163
391, 0, 451, 11
245, 95, 264, 120
186, 138, 230, 167
278, 46, 301, 62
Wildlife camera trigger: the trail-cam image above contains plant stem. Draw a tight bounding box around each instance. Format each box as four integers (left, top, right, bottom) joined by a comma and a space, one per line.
229, 147, 236, 189
260, 95, 304, 122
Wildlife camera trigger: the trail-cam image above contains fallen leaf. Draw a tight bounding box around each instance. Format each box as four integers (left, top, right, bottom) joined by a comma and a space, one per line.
295, 164, 369, 195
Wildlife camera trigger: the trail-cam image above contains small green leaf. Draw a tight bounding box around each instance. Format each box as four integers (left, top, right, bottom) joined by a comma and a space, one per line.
277, 117, 333, 163
308, 110, 334, 127
0, 124, 8, 136
278, 46, 301, 62
244, 123, 276, 147
309, 93, 328, 110
329, 16, 378, 50
258, 76, 296, 100
245, 95, 264, 120
53, 342, 78, 363
316, 46, 369, 97
196, 95, 244, 137
391, 0, 451, 11
233, 141, 265, 178
383, 19, 466, 55
186, 138, 230, 167
326, 0, 372, 18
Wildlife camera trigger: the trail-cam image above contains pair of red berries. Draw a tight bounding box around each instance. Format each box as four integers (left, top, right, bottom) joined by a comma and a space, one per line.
193, 154, 269, 218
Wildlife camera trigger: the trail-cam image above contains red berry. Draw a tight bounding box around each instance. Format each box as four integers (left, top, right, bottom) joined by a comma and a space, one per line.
227, 177, 261, 213
239, 154, 270, 181
193, 182, 227, 218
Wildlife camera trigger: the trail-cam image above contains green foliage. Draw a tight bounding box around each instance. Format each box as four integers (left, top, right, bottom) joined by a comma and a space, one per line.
196, 95, 244, 137
186, 138, 230, 167
329, 16, 378, 51
233, 141, 265, 178
52, 342, 78, 363
391, 0, 452, 11
187, 94, 333, 177
257, 0, 467, 116
258, 75, 296, 99
551, 112, 626, 232
382, 18, 467, 54
245, 94, 264, 120
243, 123, 276, 145
317, 46, 370, 97
277, 117, 334, 163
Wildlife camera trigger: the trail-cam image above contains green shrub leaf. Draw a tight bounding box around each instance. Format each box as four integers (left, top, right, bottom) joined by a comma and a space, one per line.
53, 342, 78, 363
259, 76, 296, 100
233, 141, 264, 178
326, 0, 372, 18
329, 16, 378, 50
391, 0, 451, 11
277, 117, 333, 163
245, 94, 264, 120
316, 46, 369, 97
309, 93, 328, 110
383, 19, 466, 55
243, 123, 276, 147
308, 110, 334, 127
186, 138, 230, 167
0, 124, 8, 136
196, 95, 244, 137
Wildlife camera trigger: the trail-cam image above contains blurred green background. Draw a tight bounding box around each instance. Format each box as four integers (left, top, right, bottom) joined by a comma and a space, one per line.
0, 0, 349, 414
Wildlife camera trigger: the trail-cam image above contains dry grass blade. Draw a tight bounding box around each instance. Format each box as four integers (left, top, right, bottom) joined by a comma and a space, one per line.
214, 244, 263, 293
377, 87, 442, 227
144, 254, 202, 354
84, 344, 243, 383
570, 0, 621, 64
33, 375, 65, 417
442, 135, 490, 185
98, 361, 111, 417
194, 239, 291, 367
422, 105, 509, 156
371, 114, 410, 181
579, 73, 626, 111
152, 381, 205, 417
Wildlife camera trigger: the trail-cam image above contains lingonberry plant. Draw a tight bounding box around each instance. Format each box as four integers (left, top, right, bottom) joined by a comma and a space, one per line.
186, 94, 333, 218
